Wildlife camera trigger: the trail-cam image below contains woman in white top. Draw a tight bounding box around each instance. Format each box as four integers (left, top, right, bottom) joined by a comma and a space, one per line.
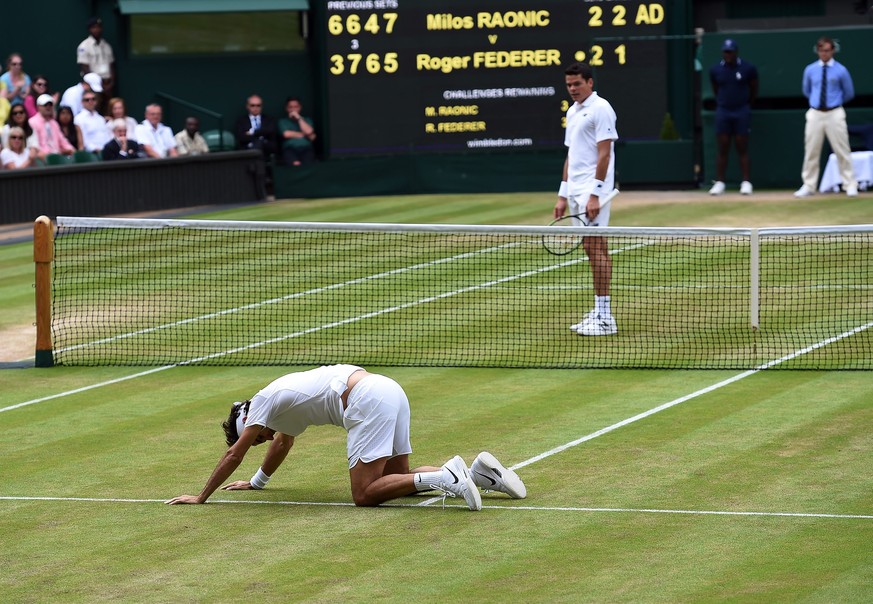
1, 126, 38, 169
0, 103, 39, 149
104, 97, 139, 141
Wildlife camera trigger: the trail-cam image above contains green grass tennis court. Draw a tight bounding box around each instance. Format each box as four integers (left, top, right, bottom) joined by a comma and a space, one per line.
1, 190, 871, 602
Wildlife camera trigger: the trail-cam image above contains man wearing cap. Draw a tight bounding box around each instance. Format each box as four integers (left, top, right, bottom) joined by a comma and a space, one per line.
28, 94, 75, 159
60, 72, 103, 116
708, 39, 758, 196
794, 36, 857, 198
77, 17, 116, 101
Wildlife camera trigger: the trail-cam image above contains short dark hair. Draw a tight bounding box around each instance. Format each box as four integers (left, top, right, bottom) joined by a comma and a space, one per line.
564, 62, 594, 80
221, 400, 250, 447
816, 36, 835, 51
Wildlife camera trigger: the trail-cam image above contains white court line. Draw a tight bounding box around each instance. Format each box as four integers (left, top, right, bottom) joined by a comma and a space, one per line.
0, 497, 869, 520
418, 319, 873, 506
58, 239, 530, 354
2, 242, 646, 414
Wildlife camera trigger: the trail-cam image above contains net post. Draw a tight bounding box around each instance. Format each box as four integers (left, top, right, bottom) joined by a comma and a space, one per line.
33, 215, 54, 367
749, 228, 759, 331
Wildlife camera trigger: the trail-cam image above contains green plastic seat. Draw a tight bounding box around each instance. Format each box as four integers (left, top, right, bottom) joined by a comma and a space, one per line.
45, 153, 72, 166
73, 150, 99, 163
202, 129, 237, 151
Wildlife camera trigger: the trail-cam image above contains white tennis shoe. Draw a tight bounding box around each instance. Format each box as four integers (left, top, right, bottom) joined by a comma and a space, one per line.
570, 310, 597, 332
708, 181, 726, 195
740, 181, 753, 195
794, 185, 815, 198
470, 452, 527, 499
434, 455, 482, 511
576, 313, 617, 336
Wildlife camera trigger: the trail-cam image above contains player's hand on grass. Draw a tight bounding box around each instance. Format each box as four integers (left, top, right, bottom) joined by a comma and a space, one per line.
165, 495, 203, 505
221, 480, 255, 490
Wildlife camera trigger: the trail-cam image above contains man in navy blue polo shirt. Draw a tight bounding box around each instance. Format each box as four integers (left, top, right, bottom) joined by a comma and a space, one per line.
708, 39, 758, 196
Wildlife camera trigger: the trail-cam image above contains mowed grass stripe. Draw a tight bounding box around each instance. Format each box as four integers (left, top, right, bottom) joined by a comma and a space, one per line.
1, 369, 870, 602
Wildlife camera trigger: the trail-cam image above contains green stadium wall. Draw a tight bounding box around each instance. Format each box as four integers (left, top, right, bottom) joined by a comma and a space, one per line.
700, 27, 873, 189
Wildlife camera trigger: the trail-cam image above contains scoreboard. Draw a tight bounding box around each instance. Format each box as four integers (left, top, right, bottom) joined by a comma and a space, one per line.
324, 1, 671, 157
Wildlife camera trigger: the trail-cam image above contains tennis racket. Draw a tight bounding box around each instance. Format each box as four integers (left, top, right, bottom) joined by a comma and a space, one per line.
542, 188, 620, 255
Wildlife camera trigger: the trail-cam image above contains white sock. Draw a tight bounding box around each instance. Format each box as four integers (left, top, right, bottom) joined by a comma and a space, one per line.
595, 295, 611, 316
413, 471, 443, 491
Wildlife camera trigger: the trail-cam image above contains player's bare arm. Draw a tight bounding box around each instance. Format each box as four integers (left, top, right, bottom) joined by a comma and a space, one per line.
165, 424, 263, 504
555, 157, 570, 219
587, 140, 613, 221
222, 433, 294, 491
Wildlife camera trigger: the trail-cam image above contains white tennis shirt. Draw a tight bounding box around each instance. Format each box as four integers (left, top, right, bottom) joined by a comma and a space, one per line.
244, 364, 363, 436
564, 91, 618, 197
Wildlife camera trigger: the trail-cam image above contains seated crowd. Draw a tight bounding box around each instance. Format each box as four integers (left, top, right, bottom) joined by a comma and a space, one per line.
0, 51, 316, 171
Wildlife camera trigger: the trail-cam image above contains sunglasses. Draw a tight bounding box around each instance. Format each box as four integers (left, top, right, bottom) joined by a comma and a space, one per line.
9, 135, 24, 140
11, 62, 22, 66
83, 97, 97, 102
248, 103, 262, 107
35, 81, 47, 86
11, 110, 26, 115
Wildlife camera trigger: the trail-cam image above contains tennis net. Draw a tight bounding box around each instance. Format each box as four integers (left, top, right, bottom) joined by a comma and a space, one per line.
45, 217, 872, 369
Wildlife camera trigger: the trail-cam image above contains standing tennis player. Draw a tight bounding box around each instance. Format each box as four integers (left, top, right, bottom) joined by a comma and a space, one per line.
555, 62, 620, 336
166, 365, 526, 510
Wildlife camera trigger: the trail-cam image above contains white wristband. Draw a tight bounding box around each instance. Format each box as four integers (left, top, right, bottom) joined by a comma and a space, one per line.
591, 179, 606, 197
558, 181, 568, 198
250, 467, 271, 490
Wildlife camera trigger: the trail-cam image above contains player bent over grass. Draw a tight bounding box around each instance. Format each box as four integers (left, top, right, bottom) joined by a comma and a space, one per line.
166, 365, 526, 510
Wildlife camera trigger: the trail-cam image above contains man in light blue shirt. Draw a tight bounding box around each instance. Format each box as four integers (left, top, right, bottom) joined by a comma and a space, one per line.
794, 36, 857, 197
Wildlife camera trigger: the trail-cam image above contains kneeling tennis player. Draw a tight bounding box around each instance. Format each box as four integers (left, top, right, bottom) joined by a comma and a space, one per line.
166, 365, 526, 510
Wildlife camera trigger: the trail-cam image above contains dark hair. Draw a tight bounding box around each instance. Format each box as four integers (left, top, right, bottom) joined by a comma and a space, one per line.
221, 400, 250, 447
816, 36, 835, 51
9, 102, 33, 137
564, 62, 594, 80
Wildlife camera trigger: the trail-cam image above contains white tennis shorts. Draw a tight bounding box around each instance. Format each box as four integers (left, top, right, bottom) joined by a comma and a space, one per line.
343, 374, 412, 469
569, 193, 611, 227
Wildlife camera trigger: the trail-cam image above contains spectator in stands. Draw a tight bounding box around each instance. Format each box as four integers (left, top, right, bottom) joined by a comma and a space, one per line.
234, 94, 277, 159
0, 92, 8, 128
77, 17, 116, 106
104, 97, 138, 140
278, 97, 317, 166
74, 91, 110, 153
24, 75, 59, 118
1, 126, 38, 169
29, 94, 75, 160
60, 72, 103, 117
1, 53, 31, 107
135, 103, 177, 158
57, 106, 84, 151
794, 36, 857, 198
708, 39, 758, 196
102, 119, 141, 161
1, 103, 38, 150
174, 116, 210, 155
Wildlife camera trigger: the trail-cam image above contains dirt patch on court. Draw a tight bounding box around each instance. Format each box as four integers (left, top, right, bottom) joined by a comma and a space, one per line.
0, 324, 35, 363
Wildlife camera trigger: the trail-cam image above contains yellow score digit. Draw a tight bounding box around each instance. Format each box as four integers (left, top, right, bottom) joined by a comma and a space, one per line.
615, 44, 626, 65
589, 45, 604, 66
330, 53, 398, 75
589, 4, 630, 26
328, 12, 398, 35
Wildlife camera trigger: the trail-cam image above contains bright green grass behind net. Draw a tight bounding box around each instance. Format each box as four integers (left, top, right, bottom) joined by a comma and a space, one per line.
50, 224, 872, 369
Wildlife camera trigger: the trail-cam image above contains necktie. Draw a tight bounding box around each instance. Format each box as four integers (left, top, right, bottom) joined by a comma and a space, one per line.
253, 116, 260, 130
819, 64, 828, 110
